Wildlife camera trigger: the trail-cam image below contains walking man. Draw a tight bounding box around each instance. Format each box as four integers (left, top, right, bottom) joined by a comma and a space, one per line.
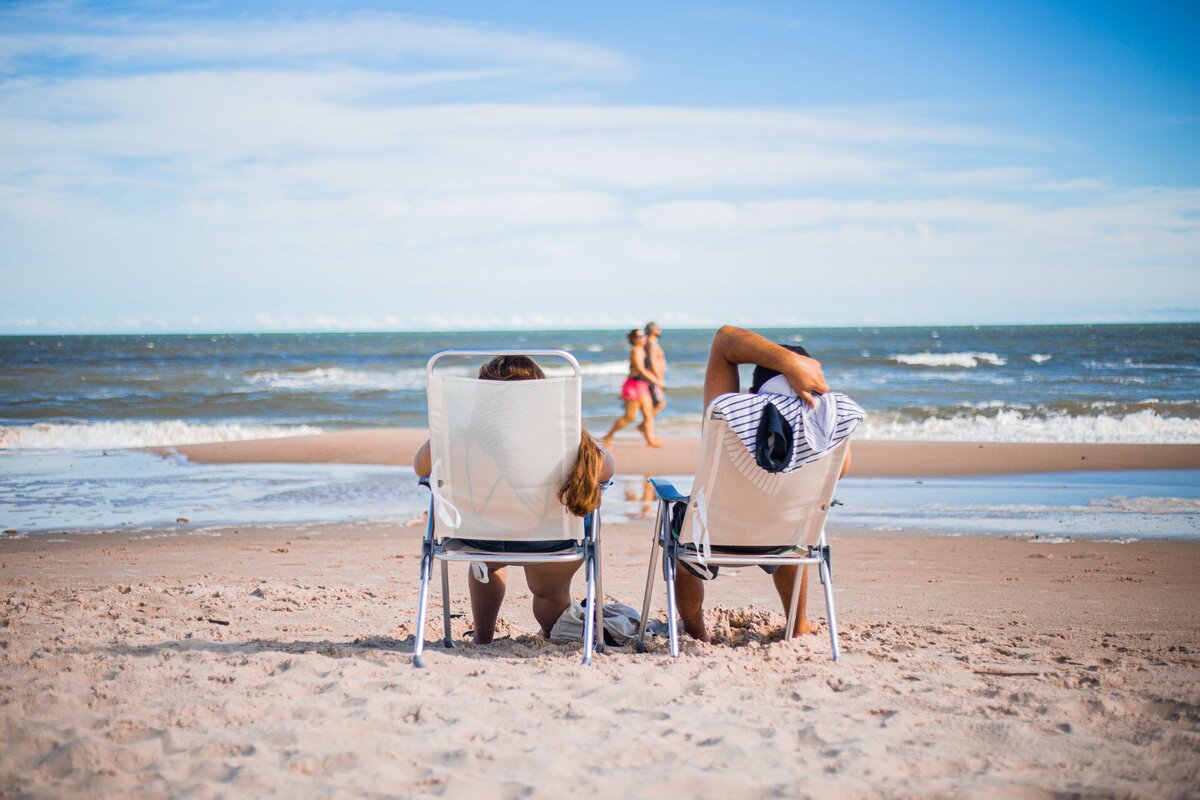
644, 322, 668, 415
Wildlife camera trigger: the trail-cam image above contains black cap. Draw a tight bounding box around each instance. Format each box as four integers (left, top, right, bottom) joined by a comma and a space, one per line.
750, 344, 811, 394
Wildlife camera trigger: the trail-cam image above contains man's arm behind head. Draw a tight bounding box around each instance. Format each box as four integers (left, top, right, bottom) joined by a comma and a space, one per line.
703, 325, 829, 407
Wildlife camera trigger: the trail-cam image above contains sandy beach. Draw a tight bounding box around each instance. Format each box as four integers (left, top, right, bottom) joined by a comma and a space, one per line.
2, 433, 1196, 796
2, 511, 1199, 797
159, 429, 1200, 476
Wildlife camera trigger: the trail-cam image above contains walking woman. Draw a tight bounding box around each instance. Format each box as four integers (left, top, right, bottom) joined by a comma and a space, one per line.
603, 329, 664, 448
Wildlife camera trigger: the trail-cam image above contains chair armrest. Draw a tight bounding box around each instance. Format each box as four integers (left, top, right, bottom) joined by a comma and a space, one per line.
647, 477, 689, 503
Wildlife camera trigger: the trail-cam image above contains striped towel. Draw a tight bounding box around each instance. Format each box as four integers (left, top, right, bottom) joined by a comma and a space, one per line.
710, 391, 865, 473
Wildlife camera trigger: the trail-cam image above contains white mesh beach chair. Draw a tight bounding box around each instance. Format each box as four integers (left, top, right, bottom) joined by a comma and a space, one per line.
634, 399, 852, 661
412, 349, 605, 668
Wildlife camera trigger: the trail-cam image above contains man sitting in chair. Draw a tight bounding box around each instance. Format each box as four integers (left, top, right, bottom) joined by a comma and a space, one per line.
676, 325, 851, 643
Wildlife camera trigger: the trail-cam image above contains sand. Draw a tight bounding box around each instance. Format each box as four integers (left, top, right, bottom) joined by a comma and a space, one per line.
2, 518, 1199, 798
158, 428, 1200, 476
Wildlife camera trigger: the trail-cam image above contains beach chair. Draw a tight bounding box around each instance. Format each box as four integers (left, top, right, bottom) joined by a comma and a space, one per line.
634, 399, 851, 661
411, 349, 606, 668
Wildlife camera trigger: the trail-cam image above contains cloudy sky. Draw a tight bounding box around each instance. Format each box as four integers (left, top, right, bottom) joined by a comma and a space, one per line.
1, 0, 1198, 332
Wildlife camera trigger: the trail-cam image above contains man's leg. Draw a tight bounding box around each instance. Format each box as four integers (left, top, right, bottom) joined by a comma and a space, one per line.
772, 564, 814, 636
674, 567, 711, 642
637, 393, 662, 447
524, 561, 583, 637
468, 564, 507, 644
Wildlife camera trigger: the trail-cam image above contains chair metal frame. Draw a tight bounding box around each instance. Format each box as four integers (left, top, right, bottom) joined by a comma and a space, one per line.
411, 349, 605, 668
633, 418, 847, 662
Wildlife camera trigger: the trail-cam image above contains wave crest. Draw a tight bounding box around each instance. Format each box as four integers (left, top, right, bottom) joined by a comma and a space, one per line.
861, 409, 1200, 444
245, 367, 426, 392
891, 352, 1007, 368
0, 421, 324, 450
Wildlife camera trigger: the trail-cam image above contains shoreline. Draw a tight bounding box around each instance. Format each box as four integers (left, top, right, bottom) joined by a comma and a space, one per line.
153, 428, 1200, 477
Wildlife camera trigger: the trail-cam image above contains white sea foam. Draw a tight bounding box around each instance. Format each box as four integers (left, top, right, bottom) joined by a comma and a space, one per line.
246, 360, 631, 390
0, 421, 324, 450
245, 367, 428, 392
891, 352, 1007, 368
1030, 353, 1053, 363
860, 409, 1200, 444
545, 360, 630, 378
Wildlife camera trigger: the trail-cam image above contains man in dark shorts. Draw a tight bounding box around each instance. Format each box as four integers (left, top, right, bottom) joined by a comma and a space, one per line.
673, 325, 836, 643
644, 322, 667, 414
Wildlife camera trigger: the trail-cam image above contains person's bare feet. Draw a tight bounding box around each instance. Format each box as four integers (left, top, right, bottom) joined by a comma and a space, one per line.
602, 435, 613, 448
792, 618, 816, 636
646, 438, 664, 448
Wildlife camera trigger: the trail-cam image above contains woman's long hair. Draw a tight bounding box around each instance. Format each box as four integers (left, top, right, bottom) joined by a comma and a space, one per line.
478, 355, 604, 517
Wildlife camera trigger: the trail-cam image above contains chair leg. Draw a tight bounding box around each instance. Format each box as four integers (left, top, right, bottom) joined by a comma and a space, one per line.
819, 553, 841, 662
664, 545, 681, 658
634, 501, 665, 651
440, 559, 455, 649
581, 545, 597, 666
593, 514, 606, 655
412, 545, 433, 669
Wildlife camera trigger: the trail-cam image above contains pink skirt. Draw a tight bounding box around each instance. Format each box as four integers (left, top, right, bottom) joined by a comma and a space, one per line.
621, 378, 649, 402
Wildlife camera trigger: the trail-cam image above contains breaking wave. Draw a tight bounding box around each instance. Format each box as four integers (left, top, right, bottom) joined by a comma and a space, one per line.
861, 409, 1200, 444
0, 421, 324, 450
891, 352, 1007, 368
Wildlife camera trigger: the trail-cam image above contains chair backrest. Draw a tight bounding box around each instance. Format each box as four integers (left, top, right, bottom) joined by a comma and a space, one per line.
680, 401, 850, 548
426, 350, 584, 543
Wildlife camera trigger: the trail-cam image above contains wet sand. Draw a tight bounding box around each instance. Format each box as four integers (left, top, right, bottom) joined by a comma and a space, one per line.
157, 428, 1200, 477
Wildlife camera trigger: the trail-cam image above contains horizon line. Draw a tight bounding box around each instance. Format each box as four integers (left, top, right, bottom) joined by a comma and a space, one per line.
2, 319, 1199, 337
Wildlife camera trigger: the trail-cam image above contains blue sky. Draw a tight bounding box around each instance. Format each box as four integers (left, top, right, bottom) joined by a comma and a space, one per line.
1, 0, 1197, 332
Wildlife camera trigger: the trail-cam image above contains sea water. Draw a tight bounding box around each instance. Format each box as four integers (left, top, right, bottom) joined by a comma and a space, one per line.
3, 451, 1197, 541
1, 325, 1197, 537
2, 324, 1197, 447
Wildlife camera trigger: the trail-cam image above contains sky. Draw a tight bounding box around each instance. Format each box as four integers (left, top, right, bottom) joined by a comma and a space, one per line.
1, 0, 1198, 332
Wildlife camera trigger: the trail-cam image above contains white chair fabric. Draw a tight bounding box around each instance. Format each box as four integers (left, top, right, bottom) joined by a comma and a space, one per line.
428, 373, 584, 542
681, 407, 849, 549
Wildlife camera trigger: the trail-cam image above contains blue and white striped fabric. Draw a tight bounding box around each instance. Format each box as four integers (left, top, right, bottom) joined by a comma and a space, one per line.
710, 391, 865, 473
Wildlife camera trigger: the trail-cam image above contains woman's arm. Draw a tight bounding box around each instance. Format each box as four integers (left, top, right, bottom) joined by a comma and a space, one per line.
598, 445, 615, 482
414, 439, 431, 478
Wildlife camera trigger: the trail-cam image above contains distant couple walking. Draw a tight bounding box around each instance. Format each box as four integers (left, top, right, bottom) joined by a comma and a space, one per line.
603, 322, 667, 448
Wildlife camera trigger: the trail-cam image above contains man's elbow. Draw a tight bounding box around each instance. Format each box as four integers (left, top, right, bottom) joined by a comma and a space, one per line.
710, 324, 742, 357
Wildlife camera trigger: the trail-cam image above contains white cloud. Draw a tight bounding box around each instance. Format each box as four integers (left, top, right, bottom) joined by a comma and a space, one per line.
0, 7, 635, 80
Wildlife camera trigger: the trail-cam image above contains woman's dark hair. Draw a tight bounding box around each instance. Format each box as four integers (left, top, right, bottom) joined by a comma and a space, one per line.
626, 328, 643, 345
477, 355, 604, 516
749, 344, 812, 393
478, 355, 546, 381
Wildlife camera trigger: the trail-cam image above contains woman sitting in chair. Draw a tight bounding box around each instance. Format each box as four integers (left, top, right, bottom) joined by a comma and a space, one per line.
414, 356, 615, 644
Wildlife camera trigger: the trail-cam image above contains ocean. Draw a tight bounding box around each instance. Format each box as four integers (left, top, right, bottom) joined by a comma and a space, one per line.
2, 324, 1198, 448
2, 324, 1198, 537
